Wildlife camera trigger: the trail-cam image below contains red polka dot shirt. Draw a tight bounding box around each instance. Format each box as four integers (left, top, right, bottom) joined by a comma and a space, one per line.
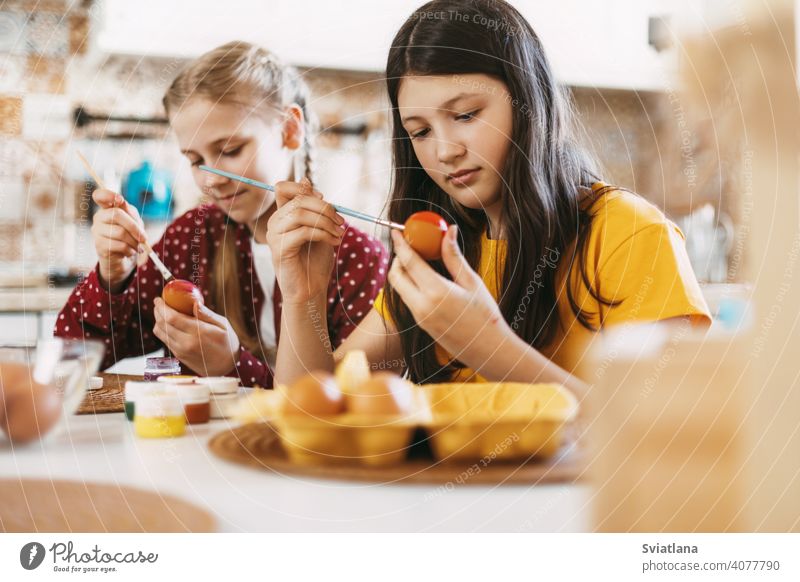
53, 204, 389, 388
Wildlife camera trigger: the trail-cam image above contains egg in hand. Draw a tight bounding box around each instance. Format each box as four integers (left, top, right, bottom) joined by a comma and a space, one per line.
403, 211, 448, 261
162, 279, 204, 316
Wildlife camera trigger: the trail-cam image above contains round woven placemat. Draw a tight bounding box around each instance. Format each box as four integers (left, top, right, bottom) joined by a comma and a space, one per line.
0, 479, 215, 532
77, 373, 141, 415
208, 422, 583, 485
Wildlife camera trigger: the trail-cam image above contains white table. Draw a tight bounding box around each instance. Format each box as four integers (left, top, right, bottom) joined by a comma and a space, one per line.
0, 413, 591, 532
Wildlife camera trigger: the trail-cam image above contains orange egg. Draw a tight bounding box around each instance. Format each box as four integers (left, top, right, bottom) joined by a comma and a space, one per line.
347, 372, 413, 416
403, 211, 448, 261
281, 371, 345, 416
0, 363, 62, 444
162, 279, 204, 316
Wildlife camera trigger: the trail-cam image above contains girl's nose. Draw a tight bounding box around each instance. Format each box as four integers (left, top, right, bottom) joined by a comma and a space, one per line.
204, 170, 229, 189
436, 138, 466, 164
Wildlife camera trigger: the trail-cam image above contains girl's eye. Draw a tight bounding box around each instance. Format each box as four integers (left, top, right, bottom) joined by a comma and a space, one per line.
410, 128, 430, 140
456, 109, 480, 122
222, 145, 243, 157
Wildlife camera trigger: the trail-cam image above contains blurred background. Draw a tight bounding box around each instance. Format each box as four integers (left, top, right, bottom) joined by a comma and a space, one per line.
0, 0, 747, 347
2, 0, 798, 533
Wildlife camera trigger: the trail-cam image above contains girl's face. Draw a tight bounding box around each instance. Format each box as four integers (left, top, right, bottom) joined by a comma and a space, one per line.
397, 74, 513, 218
171, 98, 298, 227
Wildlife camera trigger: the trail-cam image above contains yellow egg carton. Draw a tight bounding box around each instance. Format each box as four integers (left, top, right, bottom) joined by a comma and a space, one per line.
419, 382, 578, 462
271, 382, 576, 467
271, 414, 416, 467
232, 351, 578, 467
271, 382, 430, 467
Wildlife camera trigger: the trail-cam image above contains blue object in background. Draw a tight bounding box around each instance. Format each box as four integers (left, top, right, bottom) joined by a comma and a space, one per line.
122, 161, 174, 221
716, 297, 751, 331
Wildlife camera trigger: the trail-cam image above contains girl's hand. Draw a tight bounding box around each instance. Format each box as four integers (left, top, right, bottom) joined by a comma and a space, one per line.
388, 225, 509, 361
90, 188, 147, 293
152, 298, 240, 376
267, 178, 345, 305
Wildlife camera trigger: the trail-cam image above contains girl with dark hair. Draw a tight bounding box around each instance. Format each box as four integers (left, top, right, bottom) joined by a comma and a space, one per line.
272, 0, 710, 395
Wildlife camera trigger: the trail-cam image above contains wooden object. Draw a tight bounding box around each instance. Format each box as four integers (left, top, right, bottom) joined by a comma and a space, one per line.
0, 479, 215, 532
76, 373, 140, 415
208, 421, 583, 485
587, 323, 750, 531
590, 0, 800, 532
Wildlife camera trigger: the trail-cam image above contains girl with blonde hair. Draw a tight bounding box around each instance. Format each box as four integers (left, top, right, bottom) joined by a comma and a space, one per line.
56, 41, 387, 386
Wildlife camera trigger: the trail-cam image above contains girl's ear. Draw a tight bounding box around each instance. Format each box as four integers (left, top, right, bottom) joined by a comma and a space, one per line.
282, 104, 305, 150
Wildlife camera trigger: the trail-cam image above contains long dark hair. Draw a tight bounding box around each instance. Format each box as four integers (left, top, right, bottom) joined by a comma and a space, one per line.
385, 0, 616, 383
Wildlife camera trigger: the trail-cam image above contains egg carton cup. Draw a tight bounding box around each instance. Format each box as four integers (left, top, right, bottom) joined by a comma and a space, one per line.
419, 382, 578, 462
271, 382, 429, 467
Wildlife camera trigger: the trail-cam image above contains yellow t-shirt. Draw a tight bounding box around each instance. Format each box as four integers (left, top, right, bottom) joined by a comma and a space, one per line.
374, 187, 711, 381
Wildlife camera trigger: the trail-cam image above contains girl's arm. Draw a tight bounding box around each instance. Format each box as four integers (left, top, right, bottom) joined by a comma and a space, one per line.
55, 205, 208, 372
456, 322, 590, 397
267, 178, 345, 385
267, 180, 400, 386
471, 317, 702, 398
55, 187, 159, 369
275, 303, 404, 386
275, 293, 335, 383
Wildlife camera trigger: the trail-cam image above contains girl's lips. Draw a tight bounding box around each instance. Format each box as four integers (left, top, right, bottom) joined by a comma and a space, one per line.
214, 189, 245, 205
447, 168, 480, 187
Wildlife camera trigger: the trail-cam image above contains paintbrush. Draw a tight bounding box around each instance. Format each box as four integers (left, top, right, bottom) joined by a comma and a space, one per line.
199, 165, 405, 231
76, 150, 174, 282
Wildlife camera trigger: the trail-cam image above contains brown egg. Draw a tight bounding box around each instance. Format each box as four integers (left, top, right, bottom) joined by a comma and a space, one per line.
280, 371, 345, 416
0, 363, 62, 444
347, 372, 414, 416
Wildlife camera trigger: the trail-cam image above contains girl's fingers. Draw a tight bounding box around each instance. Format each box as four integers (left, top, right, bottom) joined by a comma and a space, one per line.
287, 194, 343, 225
194, 303, 227, 329
298, 177, 322, 199
96, 207, 147, 246
107, 206, 147, 243
274, 227, 342, 253
390, 230, 440, 289
439, 225, 478, 288
387, 261, 422, 304
93, 189, 145, 233
152, 297, 166, 323
92, 188, 123, 209
96, 223, 140, 252
273, 207, 345, 239
125, 201, 144, 223
153, 298, 201, 334
153, 319, 194, 352
285, 226, 343, 249
274, 180, 325, 207
95, 236, 137, 258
